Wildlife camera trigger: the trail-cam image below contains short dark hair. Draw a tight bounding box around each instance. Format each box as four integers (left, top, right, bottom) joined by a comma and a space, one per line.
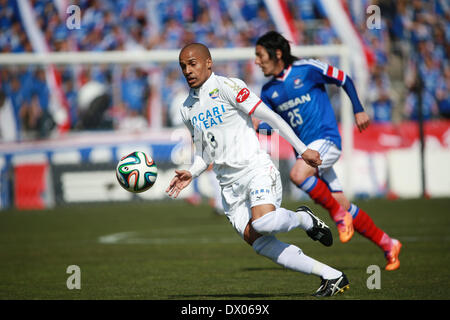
256, 31, 298, 66
180, 42, 211, 59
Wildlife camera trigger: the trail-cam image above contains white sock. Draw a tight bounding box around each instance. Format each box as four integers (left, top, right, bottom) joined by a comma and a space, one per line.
251, 207, 313, 235
253, 235, 342, 279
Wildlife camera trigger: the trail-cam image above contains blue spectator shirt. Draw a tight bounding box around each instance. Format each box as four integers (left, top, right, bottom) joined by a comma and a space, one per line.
372, 99, 392, 123
121, 76, 148, 113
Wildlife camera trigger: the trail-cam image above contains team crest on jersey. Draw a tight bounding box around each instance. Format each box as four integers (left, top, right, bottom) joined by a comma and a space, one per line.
209, 88, 219, 99
293, 78, 303, 89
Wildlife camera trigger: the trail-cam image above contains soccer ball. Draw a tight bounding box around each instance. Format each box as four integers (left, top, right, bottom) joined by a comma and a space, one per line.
116, 151, 158, 193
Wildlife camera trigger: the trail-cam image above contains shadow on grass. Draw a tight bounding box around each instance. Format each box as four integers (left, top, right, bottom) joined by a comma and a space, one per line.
240, 267, 286, 272
169, 292, 312, 299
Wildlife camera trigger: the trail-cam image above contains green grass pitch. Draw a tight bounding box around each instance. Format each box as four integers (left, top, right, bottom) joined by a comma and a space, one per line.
0, 198, 449, 300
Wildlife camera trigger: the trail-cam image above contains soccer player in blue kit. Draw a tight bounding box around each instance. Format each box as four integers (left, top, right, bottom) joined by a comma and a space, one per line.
254, 31, 401, 271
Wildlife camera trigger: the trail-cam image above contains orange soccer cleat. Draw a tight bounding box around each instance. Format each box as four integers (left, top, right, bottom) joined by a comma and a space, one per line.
385, 239, 402, 271
335, 211, 354, 243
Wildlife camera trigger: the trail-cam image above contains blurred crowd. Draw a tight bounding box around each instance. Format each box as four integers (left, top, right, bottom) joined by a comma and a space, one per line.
0, 0, 449, 142
360, 0, 450, 123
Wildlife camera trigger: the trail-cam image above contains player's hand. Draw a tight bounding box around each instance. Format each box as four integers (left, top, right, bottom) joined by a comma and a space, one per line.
251, 117, 261, 131
301, 149, 322, 168
355, 111, 370, 132
166, 170, 193, 198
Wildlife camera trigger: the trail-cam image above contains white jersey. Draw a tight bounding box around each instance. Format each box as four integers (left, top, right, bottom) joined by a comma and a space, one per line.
181, 73, 273, 186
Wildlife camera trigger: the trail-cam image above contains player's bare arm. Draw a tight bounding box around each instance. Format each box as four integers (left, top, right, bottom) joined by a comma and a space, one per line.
355, 111, 370, 132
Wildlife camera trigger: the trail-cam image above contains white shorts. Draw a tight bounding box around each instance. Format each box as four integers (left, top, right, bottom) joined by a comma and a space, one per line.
221, 164, 282, 238
302, 139, 343, 193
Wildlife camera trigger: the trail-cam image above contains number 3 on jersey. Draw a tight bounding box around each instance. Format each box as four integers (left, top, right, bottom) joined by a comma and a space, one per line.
287, 109, 303, 127
207, 132, 218, 149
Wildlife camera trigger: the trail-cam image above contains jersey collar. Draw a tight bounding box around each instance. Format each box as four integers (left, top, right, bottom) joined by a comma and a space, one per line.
190, 72, 215, 98
275, 65, 292, 82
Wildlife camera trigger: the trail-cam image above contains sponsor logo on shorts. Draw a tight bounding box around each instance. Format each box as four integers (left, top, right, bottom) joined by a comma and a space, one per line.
251, 189, 270, 196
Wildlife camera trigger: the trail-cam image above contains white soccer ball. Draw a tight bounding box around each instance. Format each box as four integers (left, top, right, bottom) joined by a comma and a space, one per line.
116, 151, 158, 193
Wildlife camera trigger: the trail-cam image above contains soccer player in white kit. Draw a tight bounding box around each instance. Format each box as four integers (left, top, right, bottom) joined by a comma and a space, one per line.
166, 43, 349, 296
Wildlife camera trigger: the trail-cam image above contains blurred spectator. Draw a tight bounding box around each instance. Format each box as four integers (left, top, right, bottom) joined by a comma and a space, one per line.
114, 67, 149, 132
294, 0, 318, 21
367, 35, 389, 67
432, 24, 447, 63
404, 89, 439, 121
391, 0, 411, 37
247, 5, 274, 43
155, 17, 184, 49
191, 8, 214, 45
115, 104, 148, 132
0, 89, 18, 141
77, 73, 112, 130
314, 19, 338, 45
20, 91, 54, 139
32, 69, 50, 114
436, 66, 450, 119
120, 67, 149, 118
367, 65, 395, 123
7, 74, 28, 135
1, 66, 55, 140
63, 77, 79, 129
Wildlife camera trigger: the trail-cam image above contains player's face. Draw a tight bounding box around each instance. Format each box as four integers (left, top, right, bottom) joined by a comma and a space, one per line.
179, 49, 212, 88
255, 45, 278, 77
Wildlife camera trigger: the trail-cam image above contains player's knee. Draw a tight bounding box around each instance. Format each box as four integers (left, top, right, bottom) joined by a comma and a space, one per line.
244, 221, 262, 245
251, 211, 276, 235
289, 169, 309, 185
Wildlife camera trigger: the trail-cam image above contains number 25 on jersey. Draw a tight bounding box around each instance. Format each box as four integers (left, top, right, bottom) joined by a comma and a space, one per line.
287, 109, 303, 127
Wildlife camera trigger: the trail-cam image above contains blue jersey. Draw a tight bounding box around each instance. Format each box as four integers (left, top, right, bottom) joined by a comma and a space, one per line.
260, 59, 348, 150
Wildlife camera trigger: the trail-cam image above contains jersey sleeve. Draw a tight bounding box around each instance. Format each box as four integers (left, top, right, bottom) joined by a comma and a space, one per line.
221, 77, 262, 115
304, 59, 347, 87
300, 59, 364, 114
257, 88, 274, 133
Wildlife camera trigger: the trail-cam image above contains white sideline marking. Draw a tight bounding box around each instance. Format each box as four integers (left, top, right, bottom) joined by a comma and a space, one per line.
98, 232, 138, 244
98, 231, 450, 245
98, 230, 241, 245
